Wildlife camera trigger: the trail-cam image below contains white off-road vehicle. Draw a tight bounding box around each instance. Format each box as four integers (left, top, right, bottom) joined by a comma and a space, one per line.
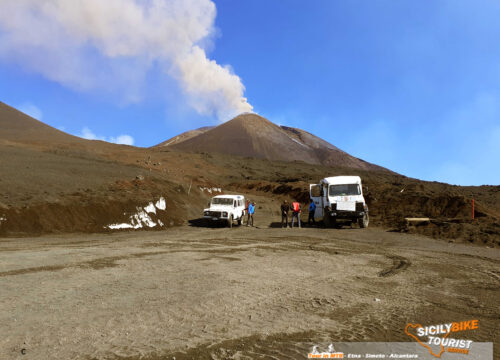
310, 176, 369, 228
203, 195, 246, 228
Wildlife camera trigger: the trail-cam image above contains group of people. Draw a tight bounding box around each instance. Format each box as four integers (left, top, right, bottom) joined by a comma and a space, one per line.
243, 199, 317, 228
280, 199, 316, 228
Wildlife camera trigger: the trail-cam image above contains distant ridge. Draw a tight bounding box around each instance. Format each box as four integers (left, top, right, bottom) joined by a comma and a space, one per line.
0, 101, 84, 145
155, 126, 214, 147
0, 101, 388, 172
156, 113, 388, 172
0, 101, 131, 154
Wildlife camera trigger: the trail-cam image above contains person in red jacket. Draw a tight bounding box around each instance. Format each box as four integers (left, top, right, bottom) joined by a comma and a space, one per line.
291, 201, 301, 228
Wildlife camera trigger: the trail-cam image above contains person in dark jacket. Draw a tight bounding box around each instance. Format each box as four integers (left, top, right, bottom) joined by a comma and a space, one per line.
308, 200, 316, 226
280, 200, 290, 228
244, 199, 250, 225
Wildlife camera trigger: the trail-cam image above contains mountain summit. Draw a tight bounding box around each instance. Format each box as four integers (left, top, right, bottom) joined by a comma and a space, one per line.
156, 113, 387, 171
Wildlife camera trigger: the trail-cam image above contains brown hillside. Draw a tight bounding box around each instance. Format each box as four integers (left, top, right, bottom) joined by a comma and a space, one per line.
0, 101, 85, 146
0, 101, 136, 159
159, 113, 387, 172
0, 103, 497, 246
279, 125, 385, 170
156, 126, 214, 147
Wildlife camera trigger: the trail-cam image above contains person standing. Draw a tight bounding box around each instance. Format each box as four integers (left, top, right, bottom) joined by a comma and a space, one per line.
246, 201, 255, 227
244, 199, 250, 225
280, 200, 290, 228
308, 200, 316, 226
291, 201, 301, 228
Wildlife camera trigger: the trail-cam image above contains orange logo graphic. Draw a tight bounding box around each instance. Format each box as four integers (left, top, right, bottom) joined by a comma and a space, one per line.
405, 320, 478, 358
405, 323, 450, 358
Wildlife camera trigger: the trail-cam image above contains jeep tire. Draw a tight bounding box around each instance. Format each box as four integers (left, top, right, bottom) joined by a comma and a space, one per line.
358, 212, 369, 228
237, 217, 242, 226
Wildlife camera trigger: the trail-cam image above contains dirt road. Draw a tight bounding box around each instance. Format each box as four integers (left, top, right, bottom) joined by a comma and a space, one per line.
1, 226, 498, 359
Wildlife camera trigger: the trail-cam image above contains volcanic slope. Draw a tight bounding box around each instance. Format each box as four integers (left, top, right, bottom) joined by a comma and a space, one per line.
0, 101, 208, 235
0, 101, 85, 146
1, 102, 498, 245
156, 126, 214, 147
0, 101, 132, 158
156, 113, 387, 172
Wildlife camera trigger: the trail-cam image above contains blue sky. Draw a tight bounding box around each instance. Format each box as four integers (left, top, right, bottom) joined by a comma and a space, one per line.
0, 0, 499, 185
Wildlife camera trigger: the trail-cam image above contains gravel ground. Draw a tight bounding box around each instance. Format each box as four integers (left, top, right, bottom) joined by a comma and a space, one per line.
0, 226, 498, 360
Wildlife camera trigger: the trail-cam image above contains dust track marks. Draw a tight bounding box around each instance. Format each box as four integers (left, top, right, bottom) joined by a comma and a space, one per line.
424, 291, 500, 320
199, 256, 241, 262
163, 304, 411, 359
3, 227, 498, 360
483, 269, 500, 282
164, 330, 319, 360
378, 255, 411, 277
0, 244, 257, 277
0, 251, 171, 277
289, 296, 340, 317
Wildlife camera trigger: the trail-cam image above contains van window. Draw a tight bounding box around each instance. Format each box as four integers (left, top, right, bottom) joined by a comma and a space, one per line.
310, 185, 321, 197
212, 198, 233, 205
329, 184, 361, 196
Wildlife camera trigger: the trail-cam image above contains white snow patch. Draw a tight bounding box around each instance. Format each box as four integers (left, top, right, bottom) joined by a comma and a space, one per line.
106, 197, 167, 230
155, 197, 166, 210
289, 136, 309, 148
108, 223, 137, 230
133, 210, 156, 227
144, 202, 156, 214
199, 187, 222, 194
162, 136, 179, 146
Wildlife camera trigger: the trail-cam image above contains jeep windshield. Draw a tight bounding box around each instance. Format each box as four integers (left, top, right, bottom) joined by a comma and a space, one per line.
211, 198, 233, 206
329, 184, 361, 196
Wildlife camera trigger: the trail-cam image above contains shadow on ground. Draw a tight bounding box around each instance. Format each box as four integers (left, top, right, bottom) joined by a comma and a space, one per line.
269, 221, 322, 229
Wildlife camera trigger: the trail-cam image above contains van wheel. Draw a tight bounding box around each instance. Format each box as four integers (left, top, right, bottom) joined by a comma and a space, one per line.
323, 211, 332, 228
228, 215, 233, 228
358, 213, 369, 228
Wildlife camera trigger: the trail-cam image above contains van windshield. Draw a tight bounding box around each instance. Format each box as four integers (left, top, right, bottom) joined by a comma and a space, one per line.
329, 184, 360, 196
211, 198, 233, 206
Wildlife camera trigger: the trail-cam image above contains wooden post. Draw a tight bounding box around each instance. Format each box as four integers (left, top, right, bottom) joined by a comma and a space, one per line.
472, 198, 475, 220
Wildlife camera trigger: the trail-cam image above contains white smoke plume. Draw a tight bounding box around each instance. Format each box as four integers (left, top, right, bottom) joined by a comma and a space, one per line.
0, 0, 253, 120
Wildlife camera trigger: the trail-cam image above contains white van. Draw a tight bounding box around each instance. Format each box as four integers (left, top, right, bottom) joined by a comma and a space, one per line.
203, 195, 246, 228
310, 176, 369, 228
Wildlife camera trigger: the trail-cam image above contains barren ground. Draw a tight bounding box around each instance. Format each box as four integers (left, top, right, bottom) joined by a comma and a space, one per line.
1, 225, 498, 360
